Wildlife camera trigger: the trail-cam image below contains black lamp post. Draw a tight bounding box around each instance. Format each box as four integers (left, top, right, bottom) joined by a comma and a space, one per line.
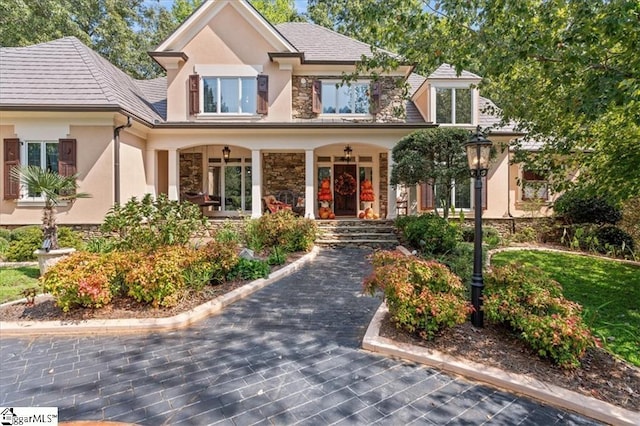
222, 146, 231, 163
465, 126, 493, 328
344, 145, 353, 163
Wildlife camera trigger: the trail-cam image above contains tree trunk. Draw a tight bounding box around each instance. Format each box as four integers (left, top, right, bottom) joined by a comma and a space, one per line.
42, 203, 58, 250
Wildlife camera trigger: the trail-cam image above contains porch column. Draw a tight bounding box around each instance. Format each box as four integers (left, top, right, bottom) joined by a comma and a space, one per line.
145, 148, 157, 197
387, 149, 397, 219
251, 149, 262, 218
304, 149, 315, 219
168, 148, 179, 201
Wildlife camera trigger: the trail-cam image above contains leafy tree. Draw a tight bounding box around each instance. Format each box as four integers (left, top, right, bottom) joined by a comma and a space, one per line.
9, 166, 90, 250
251, 0, 304, 24
316, 0, 640, 202
391, 128, 471, 219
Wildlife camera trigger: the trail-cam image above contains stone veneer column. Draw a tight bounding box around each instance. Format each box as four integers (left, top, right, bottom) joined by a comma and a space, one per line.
251, 149, 262, 218
386, 150, 397, 219
305, 149, 315, 219
168, 148, 179, 200
145, 149, 157, 197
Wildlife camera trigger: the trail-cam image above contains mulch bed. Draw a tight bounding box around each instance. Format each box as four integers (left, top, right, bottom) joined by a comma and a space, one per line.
379, 313, 640, 412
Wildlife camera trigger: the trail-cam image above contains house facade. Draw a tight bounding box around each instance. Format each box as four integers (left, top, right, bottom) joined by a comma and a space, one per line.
0, 0, 550, 227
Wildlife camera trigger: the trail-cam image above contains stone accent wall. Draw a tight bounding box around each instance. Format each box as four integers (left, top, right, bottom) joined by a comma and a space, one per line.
292, 76, 406, 122
379, 152, 388, 218
179, 152, 202, 195
262, 152, 305, 195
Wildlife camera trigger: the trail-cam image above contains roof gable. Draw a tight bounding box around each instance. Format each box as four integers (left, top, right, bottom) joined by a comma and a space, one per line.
154, 0, 296, 54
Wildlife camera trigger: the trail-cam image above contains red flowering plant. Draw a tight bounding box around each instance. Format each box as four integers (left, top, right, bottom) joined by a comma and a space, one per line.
484, 263, 596, 368
363, 250, 472, 340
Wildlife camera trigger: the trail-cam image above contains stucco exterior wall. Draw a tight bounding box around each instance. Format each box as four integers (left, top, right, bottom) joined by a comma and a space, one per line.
119, 131, 148, 203
166, 3, 292, 122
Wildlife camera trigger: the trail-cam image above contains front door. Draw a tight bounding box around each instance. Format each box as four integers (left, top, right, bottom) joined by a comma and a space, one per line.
333, 164, 358, 216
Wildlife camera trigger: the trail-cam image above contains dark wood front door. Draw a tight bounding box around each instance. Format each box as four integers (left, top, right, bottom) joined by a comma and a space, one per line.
333, 164, 358, 216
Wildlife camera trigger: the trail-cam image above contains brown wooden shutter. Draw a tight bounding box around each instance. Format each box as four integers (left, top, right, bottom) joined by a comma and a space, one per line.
58, 138, 77, 177
257, 74, 269, 114
189, 74, 200, 115
3, 138, 20, 200
312, 80, 322, 113
370, 81, 381, 113
420, 180, 434, 210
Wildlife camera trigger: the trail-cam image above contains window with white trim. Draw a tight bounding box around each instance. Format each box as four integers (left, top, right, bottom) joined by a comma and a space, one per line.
522, 169, 549, 201
435, 87, 472, 124
321, 82, 370, 114
24, 140, 58, 197
435, 178, 472, 209
202, 77, 257, 114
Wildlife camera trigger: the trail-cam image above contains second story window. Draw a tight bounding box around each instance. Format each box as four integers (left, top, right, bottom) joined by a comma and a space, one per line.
522, 169, 549, 201
435, 87, 472, 124
314, 81, 371, 115
202, 77, 257, 114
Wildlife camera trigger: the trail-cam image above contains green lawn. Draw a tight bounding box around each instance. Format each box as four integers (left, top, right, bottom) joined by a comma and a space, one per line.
491, 250, 640, 366
0, 266, 40, 304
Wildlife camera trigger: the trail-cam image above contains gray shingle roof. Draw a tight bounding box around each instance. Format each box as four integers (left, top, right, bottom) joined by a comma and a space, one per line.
428, 63, 482, 79
0, 37, 164, 122
407, 73, 427, 96
276, 22, 394, 62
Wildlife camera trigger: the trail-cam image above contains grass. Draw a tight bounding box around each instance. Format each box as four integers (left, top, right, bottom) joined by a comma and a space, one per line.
491, 250, 640, 367
0, 266, 40, 304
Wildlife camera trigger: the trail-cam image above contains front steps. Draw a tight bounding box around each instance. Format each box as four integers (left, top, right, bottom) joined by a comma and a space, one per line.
315, 219, 399, 249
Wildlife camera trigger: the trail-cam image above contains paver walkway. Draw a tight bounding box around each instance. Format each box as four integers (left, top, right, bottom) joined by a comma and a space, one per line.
1, 248, 600, 425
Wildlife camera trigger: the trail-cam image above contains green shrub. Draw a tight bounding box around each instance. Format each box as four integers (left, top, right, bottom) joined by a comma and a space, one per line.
5, 226, 42, 261
0, 237, 9, 260
0, 228, 11, 240
85, 236, 118, 253
396, 214, 460, 255
363, 251, 472, 340
484, 263, 595, 368
461, 226, 501, 248
42, 251, 124, 312
197, 240, 239, 284
250, 210, 317, 252
242, 217, 264, 252
213, 220, 240, 244
100, 193, 208, 252
595, 226, 635, 255
554, 189, 621, 225
267, 247, 287, 266
619, 197, 640, 252
125, 246, 194, 307
227, 258, 270, 281
435, 242, 482, 287
57, 227, 86, 251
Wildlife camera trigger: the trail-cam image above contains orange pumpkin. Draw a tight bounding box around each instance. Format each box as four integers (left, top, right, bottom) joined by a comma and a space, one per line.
358, 211, 365, 219
328, 213, 336, 219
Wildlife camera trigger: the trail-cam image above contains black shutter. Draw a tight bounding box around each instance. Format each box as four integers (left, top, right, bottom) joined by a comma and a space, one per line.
58, 138, 77, 177
3, 138, 20, 200
420, 180, 434, 210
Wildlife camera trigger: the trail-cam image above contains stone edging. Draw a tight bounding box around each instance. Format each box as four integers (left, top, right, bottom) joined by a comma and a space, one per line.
0, 246, 319, 337
362, 302, 640, 426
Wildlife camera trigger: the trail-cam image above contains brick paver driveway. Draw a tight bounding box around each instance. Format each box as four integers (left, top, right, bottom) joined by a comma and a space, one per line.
1, 248, 599, 425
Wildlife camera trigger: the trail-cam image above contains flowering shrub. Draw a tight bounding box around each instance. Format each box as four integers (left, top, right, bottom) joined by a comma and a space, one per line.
196, 240, 239, 284
395, 214, 460, 255
363, 250, 472, 340
42, 251, 124, 311
251, 210, 318, 252
484, 263, 595, 368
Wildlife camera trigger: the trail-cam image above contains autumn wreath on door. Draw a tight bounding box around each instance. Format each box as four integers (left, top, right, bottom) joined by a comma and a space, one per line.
335, 172, 357, 196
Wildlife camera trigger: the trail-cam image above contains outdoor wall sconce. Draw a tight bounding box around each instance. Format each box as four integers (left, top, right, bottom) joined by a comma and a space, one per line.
222, 146, 231, 163
344, 145, 353, 163
465, 125, 493, 328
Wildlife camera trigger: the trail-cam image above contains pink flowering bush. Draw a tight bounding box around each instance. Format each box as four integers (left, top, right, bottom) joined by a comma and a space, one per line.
484, 263, 595, 368
363, 250, 472, 340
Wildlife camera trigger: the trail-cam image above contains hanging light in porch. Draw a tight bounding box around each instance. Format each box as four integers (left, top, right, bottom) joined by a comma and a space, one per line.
222, 146, 231, 163
344, 145, 353, 163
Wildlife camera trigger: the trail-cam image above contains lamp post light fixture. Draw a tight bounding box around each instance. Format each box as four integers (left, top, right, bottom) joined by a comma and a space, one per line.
465, 125, 493, 328
222, 146, 231, 163
344, 145, 353, 163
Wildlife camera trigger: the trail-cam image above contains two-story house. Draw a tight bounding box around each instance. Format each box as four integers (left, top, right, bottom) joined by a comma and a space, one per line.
0, 0, 548, 228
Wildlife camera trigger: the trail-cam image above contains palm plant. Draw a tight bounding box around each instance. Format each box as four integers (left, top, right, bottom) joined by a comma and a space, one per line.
10, 165, 90, 250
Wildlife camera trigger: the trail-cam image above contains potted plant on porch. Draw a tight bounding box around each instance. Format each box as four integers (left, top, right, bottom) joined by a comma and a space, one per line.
10, 165, 90, 274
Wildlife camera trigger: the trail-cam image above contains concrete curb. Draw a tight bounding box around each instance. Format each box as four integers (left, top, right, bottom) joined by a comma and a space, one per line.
0, 246, 319, 337
362, 303, 640, 426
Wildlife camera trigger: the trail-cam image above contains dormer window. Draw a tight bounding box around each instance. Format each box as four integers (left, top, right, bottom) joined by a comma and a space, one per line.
430, 83, 476, 125
202, 77, 257, 114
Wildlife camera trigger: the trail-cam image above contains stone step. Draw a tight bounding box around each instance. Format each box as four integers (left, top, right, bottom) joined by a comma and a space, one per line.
318, 232, 398, 241
315, 240, 399, 249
